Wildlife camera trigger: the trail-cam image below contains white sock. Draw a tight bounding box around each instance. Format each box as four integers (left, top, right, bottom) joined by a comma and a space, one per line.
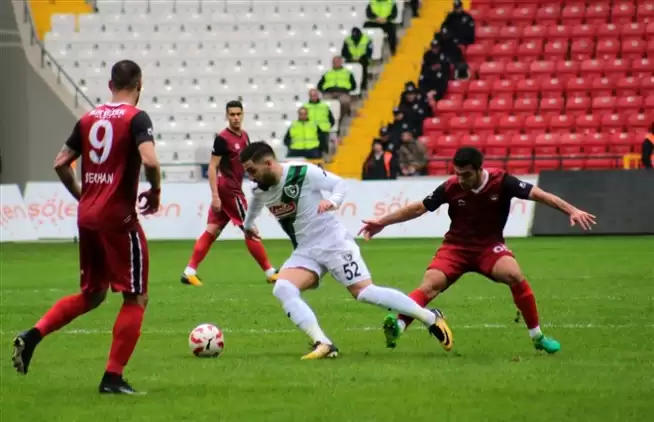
272, 279, 332, 345
397, 319, 407, 332
264, 267, 277, 278
357, 285, 436, 326
529, 326, 542, 339
184, 266, 196, 276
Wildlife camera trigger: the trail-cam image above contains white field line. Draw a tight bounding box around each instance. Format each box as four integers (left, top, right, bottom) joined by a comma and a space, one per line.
1, 323, 653, 337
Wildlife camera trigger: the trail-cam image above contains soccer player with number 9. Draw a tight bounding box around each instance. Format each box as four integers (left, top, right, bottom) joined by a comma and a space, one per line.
11, 60, 160, 395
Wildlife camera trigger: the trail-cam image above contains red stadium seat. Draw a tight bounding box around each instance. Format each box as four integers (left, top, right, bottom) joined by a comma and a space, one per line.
497, 115, 524, 135
522, 25, 548, 41
585, 157, 616, 170
534, 133, 559, 155
490, 43, 518, 64
566, 77, 592, 98
621, 23, 646, 40
546, 25, 572, 42
459, 133, 487, 152
609, 132, 634, 154
509, 133, 534, 157
507, 159, 532, 175
580, 60, 605, 79
647, 40, 654, 57
562, 157, 585, 171
571, 23, 598, 41
632, 59, 654, 79
511, 5, 538, 25
612, 1, 637, 24
570, 39, 594, 61
533, 159, 560, 173
638, 75, 654, 95
483, 158, 507, 171
540, 78, 565, 98
513, 96, 539, 117
648, 21, 654, 37
488, 96, 513, 116
616, 95, 644, 113
621, 38, 646, 60
498, 25, 523, 42
644, 95, 654, 109
529, 60, 555, 78
565, 96, 592, 116
478, 61, 506, 82
591, 96, 617, 116
576, 114, 601, 134
462, 98, 488, 117
492, 79, 515, 97
539, 97, 564, 118
627, 113, 651, 132
516, 40, 544, 61
468, 6, 489, 24
595, 23, 622, 41
590, 76, 615, 97
486, 6, 514, 25
449, 116, 473, 135
468, 79, 492, 100
596, 39, 620, 60
476, 26, 500, 45
536, 5, 560, 25
559, 133, 584, 155
603, 59, 630, 81
504, 61, 530, 81
639, 2, 654, 23
600, 113, 626, 134
515, 78, 540, 99
486, 134, 510, 156
584, 133, 609, 154
585, 3, 610, 24
466, 44, 490, 65
549, 114, 574, 134
472, 116, 497, 137
435, 98, 462, 120
615, 77, 640, 96
427, 160, 448, 175
561, 4, 585, 25
524, 115, 549, 134
447, 80, 469, 98
555, 61, 580, 82
542, 40, 568, 61
433, 135, 460, 156
423, 116, 448, 134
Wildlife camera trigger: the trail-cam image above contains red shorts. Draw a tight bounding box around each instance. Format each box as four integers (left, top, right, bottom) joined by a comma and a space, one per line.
78, 224, 149, 295
208, 191, 248, 229
427, 243, 515, 283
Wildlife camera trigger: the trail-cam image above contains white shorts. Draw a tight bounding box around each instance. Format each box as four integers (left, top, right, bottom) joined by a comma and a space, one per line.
281, 239, 372, 287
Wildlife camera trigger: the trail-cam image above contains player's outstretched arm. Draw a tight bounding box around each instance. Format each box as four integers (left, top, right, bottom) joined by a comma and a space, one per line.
358, 201, 428, 240
528, 186, 596, 231
242, 190, 265, 241
308, 164, 347, 214
54, 144, 82, 201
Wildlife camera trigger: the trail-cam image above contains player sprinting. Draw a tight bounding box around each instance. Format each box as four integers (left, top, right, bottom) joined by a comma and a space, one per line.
359, 147, 597, 354
239, 142, 453, 359
181, 101, 277, 286
12, 60, 161, 394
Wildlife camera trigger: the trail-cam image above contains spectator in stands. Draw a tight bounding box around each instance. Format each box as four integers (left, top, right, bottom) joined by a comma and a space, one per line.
440, 0, 476, 47
304, 88, 335, 135
284, 106, 328, 160
317, 56, 357, 120
641, 124, 653, 168
374, 126, 395, 153
364, 0, 398, 55
419, 39, 451, 101
388, 109, 413, 149
398, 85, 428, 136
362, 140, 399, 180
408, 0, 421, 17
341, 27, 373, 91
398, 130, 428, 176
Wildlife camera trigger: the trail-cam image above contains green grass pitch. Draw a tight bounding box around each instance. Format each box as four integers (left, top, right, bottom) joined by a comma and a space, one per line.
1, 237, 653, 422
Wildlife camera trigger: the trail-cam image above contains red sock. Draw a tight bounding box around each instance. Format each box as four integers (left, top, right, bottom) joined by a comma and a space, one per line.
398, 289, 431, 329
106, 302, 145, 375
244, 237, 273, 271
35, 293, 93, 337
188, 231, 217, 269
511, 280, 539, 329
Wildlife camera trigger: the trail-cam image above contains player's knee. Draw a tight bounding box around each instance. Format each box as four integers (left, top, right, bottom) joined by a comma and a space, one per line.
205, 224, 221, 237
420, 271, 448, 298
84, 290, 107, 309
123, 293, 149, 308
499, 271, 523, 286
272, 279, 299, 301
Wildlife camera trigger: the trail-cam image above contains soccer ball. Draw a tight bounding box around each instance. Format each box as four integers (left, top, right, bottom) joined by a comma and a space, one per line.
188, 323, 224, 357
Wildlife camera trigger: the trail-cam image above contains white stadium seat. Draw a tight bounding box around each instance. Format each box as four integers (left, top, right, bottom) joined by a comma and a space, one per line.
47, 0, 399, 177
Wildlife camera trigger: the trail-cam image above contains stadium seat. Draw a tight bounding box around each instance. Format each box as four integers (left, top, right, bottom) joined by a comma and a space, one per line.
572, 23, 599, 41
447, 80, 469, 99
466, 43, 490, 65
566, 77, 591, 98
490, 43, 518, 64
524, 115, 549, 134
435, 99, 462, 120
535, 5, 560, 26
559, 133, 585, 155
492, 79, 515, 97
644, 95, 654, 110
508, 133, 534, 157
627, 113, 651, 132
450, 116, 473, 135
427, 160, 449, 175
576, 114, 601, 134
595, 23, 622, 41
513, 96, 539, 117
517, 40, 544, 61
639, 1, 654, 22
432, 135, 460, 156
468, 79, 492, 100
570, 39, 594, 61
498, 25, 523, 42
612, 1, 637, 24
533, 159, 560, 173
478, 61, 505, 82
462, 98, 488, 117
423, 116, 448, 134
486, 6, 513, 25
565, 96, 591, 116
621, 22, 646, 40
472, 115, 497, 137
510, 5, 537, 26
555, 61, 580, 82
591, 96, 617, 116
522, 25, 547, 41
596, 39, 620, 60
609, 132, 635, 154
507, 158, 531, 175
505, 61, 530, 81
475, 26, 499, 46
542, 40, 568, 61
621, 38, 646, 60
545, 25, 571, 43
600, 113, 626, 134
584, 132, 609, 154
616, 96, 644, 114
459, 133, 486, 152
483, 158, 507, 171
585, 157, 617, 169
603, 59, 630, 81
615, 77, 640, 96
540, 78, 565, 98
515, 78, 540, 99
639, 75, 654, 95
539, 97, 564, 117
488, 97, 513, 116
534, 133, 559, 155
486, 134, 510, 157
530, 61, 555, 78
497, 115, 523, 135
585, 3, 611, 24
580, 60, 605, 79
591, 76, 614, 97
631, 58, 654, 78
549, 114, 574, 134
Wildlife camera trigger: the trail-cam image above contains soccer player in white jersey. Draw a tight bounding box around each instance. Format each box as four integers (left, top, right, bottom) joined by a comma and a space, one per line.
239, 142, 453, 359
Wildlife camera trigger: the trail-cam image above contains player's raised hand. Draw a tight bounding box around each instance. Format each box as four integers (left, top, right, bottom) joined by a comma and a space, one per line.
569, 208, 597, 231
358, 219, 385, 240
138, 188, 161, 216
211, 197, 222, 214
317, 200, 336, 214
244, 227, 262, 242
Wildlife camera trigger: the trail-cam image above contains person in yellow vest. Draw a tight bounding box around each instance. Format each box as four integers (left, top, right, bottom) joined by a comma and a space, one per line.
362, 140, 399, 180
364, 0, 398, 55
641, 123, 653, 168
283, 106, 328, 160
341, 27, 373, 90
304, 89, 335, 135
317, 56, 357, 120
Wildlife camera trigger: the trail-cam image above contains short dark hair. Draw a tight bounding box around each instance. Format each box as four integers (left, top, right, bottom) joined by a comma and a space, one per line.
240, 141, 276, 163
453, 147, 483, 170
111, 60, 142, 91
226, 100, 243, 112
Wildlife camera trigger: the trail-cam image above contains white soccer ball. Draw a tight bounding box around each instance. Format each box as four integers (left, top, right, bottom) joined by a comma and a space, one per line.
188, 323, 224, 357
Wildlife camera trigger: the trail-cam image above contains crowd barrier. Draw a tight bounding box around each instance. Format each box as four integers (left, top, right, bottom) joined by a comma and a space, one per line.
1, 176, 539, 242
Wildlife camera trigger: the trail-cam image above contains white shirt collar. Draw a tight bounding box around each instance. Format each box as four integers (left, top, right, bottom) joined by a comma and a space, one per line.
471, 169, 489, 194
